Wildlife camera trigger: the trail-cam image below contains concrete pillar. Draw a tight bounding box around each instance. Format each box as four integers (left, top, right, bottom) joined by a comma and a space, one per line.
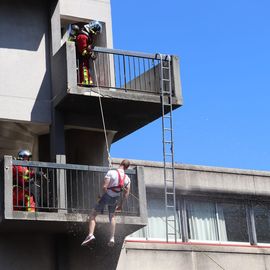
50, 0, 61, 56
50, 109, 66, 163
65, 129, 115, 166
171, 55, 183, 105
3, 156, 13, 219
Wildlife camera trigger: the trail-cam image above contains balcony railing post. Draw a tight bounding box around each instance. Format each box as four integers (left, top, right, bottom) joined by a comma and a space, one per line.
136, 166, 147, 223
171, 55, 182, 103
4, 156, 13, 219
66, 41, 78, 93
57, 155, 67, 213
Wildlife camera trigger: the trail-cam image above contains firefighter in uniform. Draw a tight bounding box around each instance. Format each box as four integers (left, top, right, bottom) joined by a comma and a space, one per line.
76, 21, 102, 85
12, 150, 36, 212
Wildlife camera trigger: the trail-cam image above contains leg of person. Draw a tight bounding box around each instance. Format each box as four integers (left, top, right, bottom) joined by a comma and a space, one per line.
108, 212, 116, 247
89, 209, 97, 236
81, 194, 106, 246
81, 209, 97, 246
107, 197, 118, 247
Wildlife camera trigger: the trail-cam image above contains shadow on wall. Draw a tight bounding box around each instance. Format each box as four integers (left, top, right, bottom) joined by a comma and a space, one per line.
0, 0, 52, 124
29, 0, 52, 124
0, 0, 48, 51
31, 69, 52, 124
0, 121, 38, 160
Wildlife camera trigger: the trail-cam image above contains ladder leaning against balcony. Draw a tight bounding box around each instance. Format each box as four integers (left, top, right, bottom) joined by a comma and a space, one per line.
157, 53, 177, 243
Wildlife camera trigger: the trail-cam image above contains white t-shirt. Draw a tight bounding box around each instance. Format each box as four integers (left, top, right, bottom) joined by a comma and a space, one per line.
105, 169, 130, 197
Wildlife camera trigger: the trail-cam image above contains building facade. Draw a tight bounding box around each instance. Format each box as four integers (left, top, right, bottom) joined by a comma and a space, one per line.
1, 1, 269, 270
118, 160, 270, 270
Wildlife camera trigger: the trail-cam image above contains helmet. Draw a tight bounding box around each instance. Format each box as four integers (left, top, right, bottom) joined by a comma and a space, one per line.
71, 24, 80, 32
85, 21, 102, 35
18, 149, 32, 160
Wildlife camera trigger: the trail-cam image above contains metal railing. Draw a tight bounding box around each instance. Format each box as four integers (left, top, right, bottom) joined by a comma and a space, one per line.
9, 159, 139, 216
77, 47, 173, 94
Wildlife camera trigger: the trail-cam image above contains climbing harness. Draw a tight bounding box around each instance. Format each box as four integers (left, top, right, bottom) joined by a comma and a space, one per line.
107, 169, 127, 193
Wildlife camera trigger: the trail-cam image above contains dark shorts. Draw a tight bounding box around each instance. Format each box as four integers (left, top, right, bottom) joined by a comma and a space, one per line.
94, 193, 119, 214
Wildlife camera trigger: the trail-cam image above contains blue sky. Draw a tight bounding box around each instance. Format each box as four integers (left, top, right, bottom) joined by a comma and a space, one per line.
110, 0, 270, 171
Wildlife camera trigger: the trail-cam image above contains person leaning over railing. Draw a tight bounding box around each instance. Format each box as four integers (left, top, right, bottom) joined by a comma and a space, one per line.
74, 21, 102, 86
81, 159, 131, 248
12, 149, 36, 212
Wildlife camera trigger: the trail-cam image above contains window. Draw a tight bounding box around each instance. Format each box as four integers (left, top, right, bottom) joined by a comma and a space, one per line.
218, 202, 249, 242
186, 199, 249, 243
187, 200, 218, 241
128, 194, 270, 245
128, 196, 181, 241
253, 203, 270, 243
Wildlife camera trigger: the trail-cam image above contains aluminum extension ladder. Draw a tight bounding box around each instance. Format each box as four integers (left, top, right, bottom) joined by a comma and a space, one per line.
158, 53, 177, 242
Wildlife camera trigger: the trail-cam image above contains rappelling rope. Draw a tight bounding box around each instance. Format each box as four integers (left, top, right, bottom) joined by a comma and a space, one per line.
93, 60, 112, 168
93, 58, 139, 202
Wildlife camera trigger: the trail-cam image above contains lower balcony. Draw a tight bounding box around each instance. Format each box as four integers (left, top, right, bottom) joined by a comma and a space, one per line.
0, 156, 147, 235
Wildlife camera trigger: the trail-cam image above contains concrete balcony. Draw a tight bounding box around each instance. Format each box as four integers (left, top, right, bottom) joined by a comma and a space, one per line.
0, 156, 147, 236
51, 42, 183, 142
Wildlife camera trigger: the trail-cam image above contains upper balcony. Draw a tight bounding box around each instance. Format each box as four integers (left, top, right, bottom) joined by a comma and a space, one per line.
0, 156, 147, 235
52, 42, 183, 141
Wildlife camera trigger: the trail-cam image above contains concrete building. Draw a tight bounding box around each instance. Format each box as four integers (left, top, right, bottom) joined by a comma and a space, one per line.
0, 0, 269, 270
118, 160, 270, 270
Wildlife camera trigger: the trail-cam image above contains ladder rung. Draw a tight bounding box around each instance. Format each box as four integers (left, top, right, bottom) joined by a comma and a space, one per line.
166, 205, 175, 208
165, 182, 174, 184
167, 219, 176, 222
162, 90, 171, 93
166, 192, 175, 196
162, 78, 170, 82
164, 141, 172, 144
165, 178, 174, 181
164, 128, 172, 131
165, 181, 174, 184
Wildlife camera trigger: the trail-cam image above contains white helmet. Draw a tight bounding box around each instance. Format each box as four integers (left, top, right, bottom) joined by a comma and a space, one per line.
85, 21, 102, 35
18, 149, 32, 160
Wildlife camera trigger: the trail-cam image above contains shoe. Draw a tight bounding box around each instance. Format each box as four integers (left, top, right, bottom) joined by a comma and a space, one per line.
107, 237, 115, 247
81, 234, 95, 246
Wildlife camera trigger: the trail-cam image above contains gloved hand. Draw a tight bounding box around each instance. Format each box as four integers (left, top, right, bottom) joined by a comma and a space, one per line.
82, 49, 88, 56
90, 51, 97, 60
116, 204, 122, 212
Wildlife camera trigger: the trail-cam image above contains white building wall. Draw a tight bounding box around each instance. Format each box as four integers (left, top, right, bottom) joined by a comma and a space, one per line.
0, 0, 51, 124
59, 0, 113, 48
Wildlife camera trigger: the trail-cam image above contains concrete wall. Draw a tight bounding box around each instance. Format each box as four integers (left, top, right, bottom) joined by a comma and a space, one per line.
113, 159, 270, 269
0, 0, 52, 124
0, 122, 39, 160
116, 159, 270, 197
59, 0, 113, 48
0, 231, 122, 270
117, 242, 270, 270
0, 232, 55, 270
65, 129, 115, 166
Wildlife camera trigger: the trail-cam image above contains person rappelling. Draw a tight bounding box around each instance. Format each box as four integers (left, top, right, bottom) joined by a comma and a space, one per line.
81, 159, 131, 248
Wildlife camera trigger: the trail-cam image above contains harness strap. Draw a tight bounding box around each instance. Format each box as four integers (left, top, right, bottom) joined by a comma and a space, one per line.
107, 169, 127, 193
